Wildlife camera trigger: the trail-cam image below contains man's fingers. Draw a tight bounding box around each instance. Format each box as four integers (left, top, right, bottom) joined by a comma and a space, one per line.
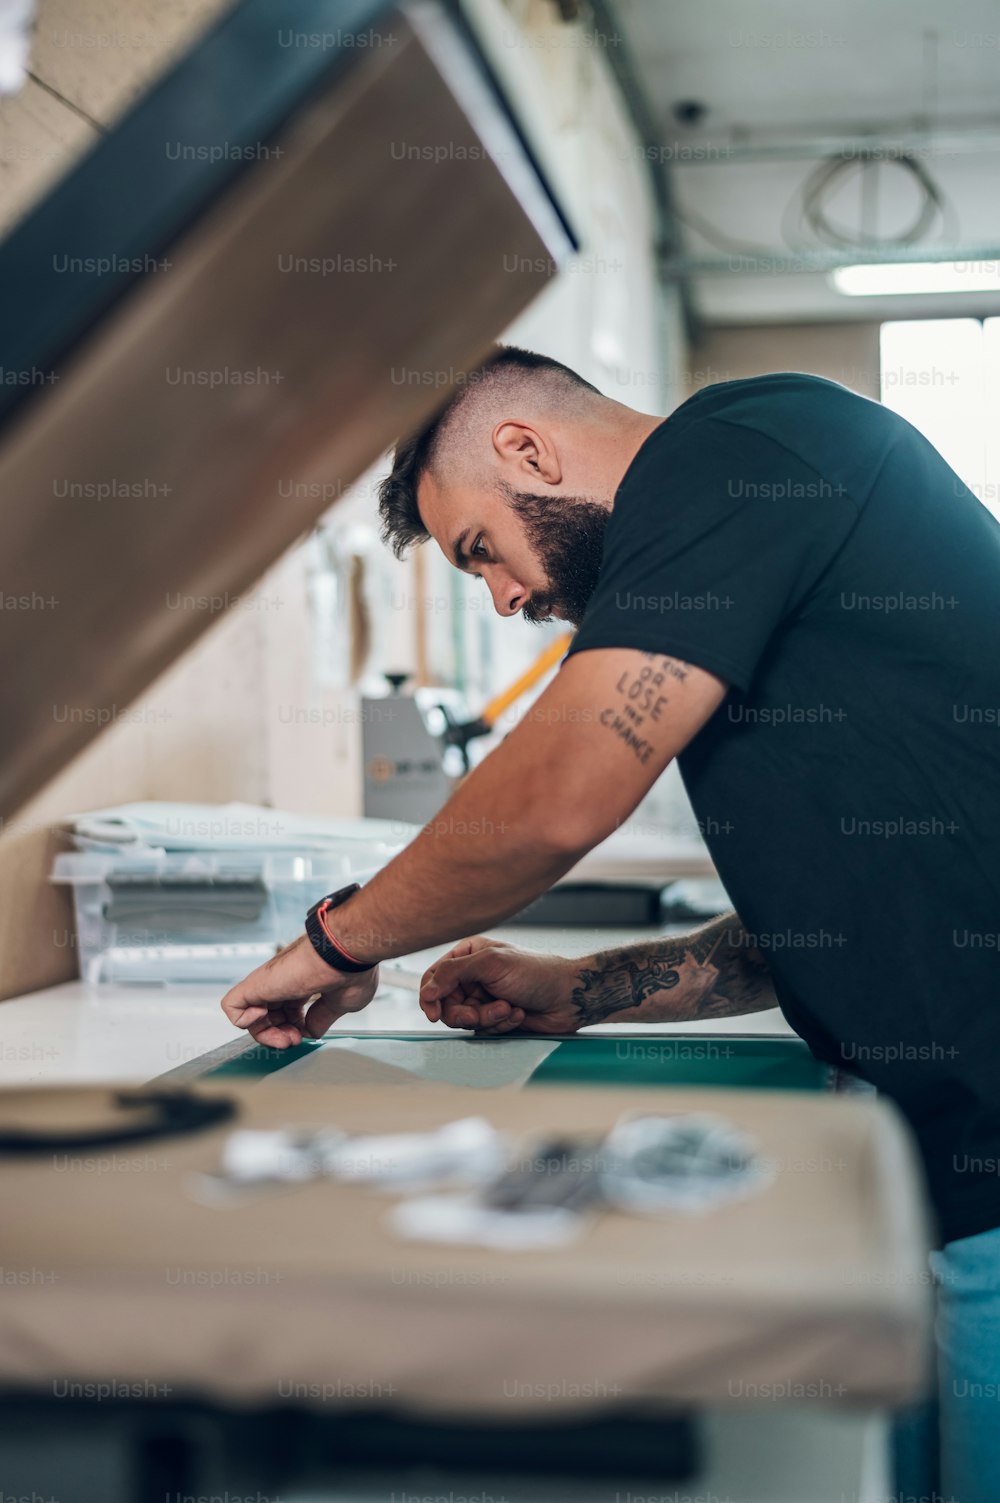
422, 952, 500, 1003
221, 973, 285, 1029
247, 1011, 303, 1049
419, 959, 450, 1001
281, 997, 318, 1034
481, 1000, 515, 1025
439, 996, 515, 1031
439, 997, 478, 1030
244, 995, 350, 1044
421, 940, 471, 990
420, 976, 493, 1020
419, 994, 442, 1023
474, 1007, 526, 1036
420, 937, 496, 997
227, 1002, 269, 1030
301, 996, 345, 1039
220, 984, 268, 1027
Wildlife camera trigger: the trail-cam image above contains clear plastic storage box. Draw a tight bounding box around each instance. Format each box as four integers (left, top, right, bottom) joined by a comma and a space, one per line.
51, 848, 387, 986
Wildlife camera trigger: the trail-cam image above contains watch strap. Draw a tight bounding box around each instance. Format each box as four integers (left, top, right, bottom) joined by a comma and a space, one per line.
304, 883, 375, 973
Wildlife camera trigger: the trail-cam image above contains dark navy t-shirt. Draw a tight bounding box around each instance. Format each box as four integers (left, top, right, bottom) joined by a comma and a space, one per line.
568, 372, 1000, 1245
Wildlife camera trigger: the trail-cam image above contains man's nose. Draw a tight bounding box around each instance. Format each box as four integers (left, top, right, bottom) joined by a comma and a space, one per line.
487, 574, 526, 617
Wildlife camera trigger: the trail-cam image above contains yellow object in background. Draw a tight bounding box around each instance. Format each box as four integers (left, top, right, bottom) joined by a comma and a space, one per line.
479, 632, 574, 728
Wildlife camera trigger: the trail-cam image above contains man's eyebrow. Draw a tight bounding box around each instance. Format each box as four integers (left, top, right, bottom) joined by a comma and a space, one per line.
450, 527, 471, 570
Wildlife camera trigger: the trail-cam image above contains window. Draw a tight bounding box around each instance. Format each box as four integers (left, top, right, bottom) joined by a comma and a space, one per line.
880, 318, 1000, 520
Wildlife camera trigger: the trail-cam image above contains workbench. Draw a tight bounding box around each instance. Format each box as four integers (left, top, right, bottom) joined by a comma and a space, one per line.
0, 921, 910, 1503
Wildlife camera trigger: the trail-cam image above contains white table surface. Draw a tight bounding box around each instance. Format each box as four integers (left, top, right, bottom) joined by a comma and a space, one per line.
0, 922, 793, 1086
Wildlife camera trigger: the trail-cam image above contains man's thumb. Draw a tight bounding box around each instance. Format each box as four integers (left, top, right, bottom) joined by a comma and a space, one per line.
422, 949, 501, 1001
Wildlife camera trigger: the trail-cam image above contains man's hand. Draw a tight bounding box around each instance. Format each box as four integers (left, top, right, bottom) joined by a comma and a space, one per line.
419, 937, 580, 1036
420, 915, 777, 1035
219, 934, 379, 1049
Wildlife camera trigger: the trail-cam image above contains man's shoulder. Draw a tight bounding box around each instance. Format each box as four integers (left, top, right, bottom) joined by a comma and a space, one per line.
619, 374, 851, 485
672, 371, 870, 430
618, 372, 892, 504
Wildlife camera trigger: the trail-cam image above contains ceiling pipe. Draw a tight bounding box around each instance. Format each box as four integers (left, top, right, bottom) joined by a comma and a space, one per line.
584, 0, 700, 340
662, 243, 1000, 278
665, 128, 1000, 166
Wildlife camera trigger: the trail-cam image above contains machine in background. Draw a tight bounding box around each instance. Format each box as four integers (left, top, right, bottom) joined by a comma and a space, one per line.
362, 634, 573, 824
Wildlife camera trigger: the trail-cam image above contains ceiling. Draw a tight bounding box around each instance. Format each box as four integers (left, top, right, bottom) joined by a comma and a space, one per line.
613, 0, 1000, 324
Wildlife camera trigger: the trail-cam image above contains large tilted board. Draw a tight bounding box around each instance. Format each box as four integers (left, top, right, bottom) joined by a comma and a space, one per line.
0, 0, 570, 818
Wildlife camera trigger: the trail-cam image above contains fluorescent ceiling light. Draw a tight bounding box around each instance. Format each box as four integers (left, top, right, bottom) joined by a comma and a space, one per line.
832, 261, 1000, 296
0, 0, 35, 95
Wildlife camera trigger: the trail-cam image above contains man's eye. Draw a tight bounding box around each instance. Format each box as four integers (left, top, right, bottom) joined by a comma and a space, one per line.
471, 535, 488, 560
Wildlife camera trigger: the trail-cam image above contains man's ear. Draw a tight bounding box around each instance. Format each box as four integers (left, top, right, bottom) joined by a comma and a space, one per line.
493, 421, 562, 484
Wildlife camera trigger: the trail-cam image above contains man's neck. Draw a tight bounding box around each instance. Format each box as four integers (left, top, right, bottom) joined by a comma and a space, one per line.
607, 408, 666, 506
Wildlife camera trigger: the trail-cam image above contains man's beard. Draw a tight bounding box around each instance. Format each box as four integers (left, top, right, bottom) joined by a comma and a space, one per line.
504, 487, 611, 628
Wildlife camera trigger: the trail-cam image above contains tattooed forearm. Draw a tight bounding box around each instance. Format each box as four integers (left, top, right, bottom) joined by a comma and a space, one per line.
568, 911, 776, 1027
597, 654, 691, 766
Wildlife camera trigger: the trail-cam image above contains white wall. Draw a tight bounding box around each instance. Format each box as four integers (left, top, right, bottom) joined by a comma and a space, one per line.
690, 321, 882, 399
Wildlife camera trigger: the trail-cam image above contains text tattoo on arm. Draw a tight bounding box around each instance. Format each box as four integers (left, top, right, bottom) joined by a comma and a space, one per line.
598, 654, 691, 766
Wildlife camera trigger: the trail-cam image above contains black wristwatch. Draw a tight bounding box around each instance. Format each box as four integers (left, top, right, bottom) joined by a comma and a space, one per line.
304, 883, 376, 973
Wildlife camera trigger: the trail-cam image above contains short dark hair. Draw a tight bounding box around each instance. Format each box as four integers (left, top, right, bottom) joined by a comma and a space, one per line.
376, 344, 599, 558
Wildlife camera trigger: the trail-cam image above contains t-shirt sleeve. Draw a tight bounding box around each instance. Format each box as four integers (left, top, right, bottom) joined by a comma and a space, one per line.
567, 415, 862, 691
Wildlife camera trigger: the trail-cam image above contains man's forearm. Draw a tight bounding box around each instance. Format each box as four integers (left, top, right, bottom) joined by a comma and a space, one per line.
567, 912, 777, 1026
327, 757, 583, 964
314, 647, 728, 967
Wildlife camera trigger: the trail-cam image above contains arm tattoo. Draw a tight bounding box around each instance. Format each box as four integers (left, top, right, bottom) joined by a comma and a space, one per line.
568, 911, 775, 1027
597, 654, 691, 767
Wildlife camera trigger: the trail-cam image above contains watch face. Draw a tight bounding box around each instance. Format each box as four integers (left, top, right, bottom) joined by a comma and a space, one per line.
309, 883, 359, 921
327, 882, 361, 910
